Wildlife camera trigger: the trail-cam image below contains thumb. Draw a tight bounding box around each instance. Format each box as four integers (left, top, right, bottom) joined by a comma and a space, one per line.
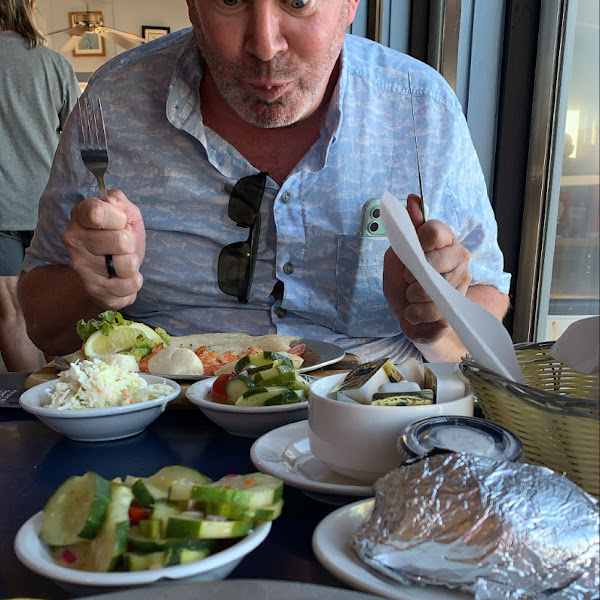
406, 194, 425, 230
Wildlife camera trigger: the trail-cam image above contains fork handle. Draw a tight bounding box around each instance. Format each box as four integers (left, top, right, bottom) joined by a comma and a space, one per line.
95, 174, 109, 202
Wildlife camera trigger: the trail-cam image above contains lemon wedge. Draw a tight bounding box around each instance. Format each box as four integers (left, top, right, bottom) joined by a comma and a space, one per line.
84, 323, 163, 357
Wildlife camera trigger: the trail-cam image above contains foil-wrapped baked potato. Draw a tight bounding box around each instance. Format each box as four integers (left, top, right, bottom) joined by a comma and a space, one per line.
353, 452, 599, 599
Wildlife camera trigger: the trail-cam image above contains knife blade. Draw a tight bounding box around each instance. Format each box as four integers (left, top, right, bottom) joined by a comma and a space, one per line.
407, 72, 426, 221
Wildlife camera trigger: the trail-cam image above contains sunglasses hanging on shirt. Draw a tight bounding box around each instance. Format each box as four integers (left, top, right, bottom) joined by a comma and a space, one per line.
218, 172, 268, 303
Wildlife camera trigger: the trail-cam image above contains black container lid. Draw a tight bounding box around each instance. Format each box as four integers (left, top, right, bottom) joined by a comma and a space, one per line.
398, 415, 524, 463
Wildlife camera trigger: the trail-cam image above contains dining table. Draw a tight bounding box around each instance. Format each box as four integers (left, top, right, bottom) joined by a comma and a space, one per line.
0, 357, 365, 600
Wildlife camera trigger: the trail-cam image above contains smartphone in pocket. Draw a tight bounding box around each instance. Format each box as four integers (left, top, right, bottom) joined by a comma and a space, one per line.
358, 198, 385, 237
357, 197, 429, 236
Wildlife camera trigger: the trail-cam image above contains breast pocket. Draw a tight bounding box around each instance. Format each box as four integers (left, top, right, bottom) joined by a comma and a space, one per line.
334, 235, 401, 337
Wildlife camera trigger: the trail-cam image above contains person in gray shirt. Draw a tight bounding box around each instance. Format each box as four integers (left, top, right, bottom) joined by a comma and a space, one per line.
0, 0, 80, 371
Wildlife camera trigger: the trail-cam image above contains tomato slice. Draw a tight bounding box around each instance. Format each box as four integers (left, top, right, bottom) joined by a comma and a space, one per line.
212, 373, 234, 400
128, 504, 151, 525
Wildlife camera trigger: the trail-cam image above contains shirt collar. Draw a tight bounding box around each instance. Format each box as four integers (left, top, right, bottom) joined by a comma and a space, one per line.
166, 31, 207, 144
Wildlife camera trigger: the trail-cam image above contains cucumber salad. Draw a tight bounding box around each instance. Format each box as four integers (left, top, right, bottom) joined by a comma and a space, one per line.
211, 350, 311, 406
39, 466, 283, 572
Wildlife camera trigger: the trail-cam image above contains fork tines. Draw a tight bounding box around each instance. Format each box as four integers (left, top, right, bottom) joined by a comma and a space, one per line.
77, 97, 108, 152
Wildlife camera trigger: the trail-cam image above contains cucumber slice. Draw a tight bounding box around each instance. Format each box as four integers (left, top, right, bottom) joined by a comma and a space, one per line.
190, 473, 283, 507
122, 547, 211, 571
40, 472, 111, 545
169, 547, 211, 565
121, 550, 166, 571
225, 375, 256, 404
87, 482, 133, 571
235, 351, 291, 372
150, 500, 182, 537
145, 465, 211, 493
138, 518, 162, 538
166, 515, 253, 539
236, 386, 299, 407
264, 390, 303, 406
252, 366, 296, 387
132, 479, 166, 507
128, 526, 217, 552
284, 374, 311, 393
254, 498, 285, 523
198, 498, 284, 523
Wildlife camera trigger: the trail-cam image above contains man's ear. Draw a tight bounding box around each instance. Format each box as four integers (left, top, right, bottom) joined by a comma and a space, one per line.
346, 0, 361, 26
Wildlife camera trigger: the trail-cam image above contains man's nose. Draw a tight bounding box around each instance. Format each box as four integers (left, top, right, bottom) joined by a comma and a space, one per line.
244, 3, 288, 61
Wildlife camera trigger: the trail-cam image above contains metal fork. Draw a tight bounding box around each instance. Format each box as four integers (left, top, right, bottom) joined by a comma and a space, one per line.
77, 97, 117, 276
78, 97, 109, 202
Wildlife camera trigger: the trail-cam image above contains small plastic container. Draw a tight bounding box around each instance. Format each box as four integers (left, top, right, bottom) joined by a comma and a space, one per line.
397, 415, 524, 463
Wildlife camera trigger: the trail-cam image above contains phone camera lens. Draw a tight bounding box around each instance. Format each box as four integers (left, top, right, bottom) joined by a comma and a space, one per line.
372, 208, 380, 218
369, 222, 379, 233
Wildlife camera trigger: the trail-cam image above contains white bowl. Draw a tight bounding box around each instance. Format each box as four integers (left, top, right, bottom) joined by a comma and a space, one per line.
186, 378, 308, 438
14, 510, 271, 596
308, 365, 473, 484
19, 375, 180, 442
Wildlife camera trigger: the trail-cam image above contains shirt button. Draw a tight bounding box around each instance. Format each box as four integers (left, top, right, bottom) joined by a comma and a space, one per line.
275, 307, 287, 318
281, 191, 291, 203
283, 262, 294, 274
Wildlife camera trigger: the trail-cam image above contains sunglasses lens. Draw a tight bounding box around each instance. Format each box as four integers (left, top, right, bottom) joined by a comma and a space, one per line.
229, 175, 267, 227
218, 172, 267, 303
218, 241, 252, 302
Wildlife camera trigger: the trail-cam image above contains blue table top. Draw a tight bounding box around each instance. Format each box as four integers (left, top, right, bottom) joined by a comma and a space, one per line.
0, 373, 348, 600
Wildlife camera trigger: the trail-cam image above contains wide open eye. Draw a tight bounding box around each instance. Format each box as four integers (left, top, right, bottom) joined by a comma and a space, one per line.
289, 0, 310, 8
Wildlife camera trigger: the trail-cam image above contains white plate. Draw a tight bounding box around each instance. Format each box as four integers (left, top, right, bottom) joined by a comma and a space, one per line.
54, 339, 345, 381
72, 579, 382, 599
250, 421, 373, 504
186, 379, 308, 438
14, 511, 271, 597
312, 499, 472, 600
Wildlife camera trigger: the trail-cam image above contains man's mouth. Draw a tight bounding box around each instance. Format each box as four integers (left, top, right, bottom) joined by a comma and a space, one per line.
249, 81, 290, 99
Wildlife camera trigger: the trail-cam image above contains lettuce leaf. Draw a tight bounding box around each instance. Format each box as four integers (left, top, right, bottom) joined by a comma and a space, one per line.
76, 311, 132, 342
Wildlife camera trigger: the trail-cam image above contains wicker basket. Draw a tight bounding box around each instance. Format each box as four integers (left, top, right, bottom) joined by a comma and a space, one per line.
459, 342, 599, 498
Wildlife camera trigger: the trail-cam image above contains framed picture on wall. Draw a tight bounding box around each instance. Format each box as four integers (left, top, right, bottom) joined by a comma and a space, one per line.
142, 26, 171, 42
68, 11, 106, 57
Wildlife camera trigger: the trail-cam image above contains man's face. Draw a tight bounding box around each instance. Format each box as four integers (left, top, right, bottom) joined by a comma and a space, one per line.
187, 0, 359, 128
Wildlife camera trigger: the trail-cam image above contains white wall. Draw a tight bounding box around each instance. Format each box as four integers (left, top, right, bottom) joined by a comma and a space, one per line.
36, 0, 191, 77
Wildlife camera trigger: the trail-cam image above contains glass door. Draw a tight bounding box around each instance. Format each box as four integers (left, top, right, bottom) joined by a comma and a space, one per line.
513, 0, 599, 341
543, 0, 599, 339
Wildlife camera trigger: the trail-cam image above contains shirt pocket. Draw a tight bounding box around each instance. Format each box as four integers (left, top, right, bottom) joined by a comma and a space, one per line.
334, 235, 401, 337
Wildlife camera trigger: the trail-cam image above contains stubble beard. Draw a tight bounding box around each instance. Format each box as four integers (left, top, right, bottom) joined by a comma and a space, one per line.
196, 11, 348, 128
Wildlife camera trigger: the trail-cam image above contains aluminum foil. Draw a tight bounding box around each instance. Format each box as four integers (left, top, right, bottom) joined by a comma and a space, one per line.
353, 452, 599, 599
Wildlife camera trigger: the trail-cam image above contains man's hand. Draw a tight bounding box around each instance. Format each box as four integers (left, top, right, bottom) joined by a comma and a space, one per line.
62, 189, 146, 310
383, 194, 472, 346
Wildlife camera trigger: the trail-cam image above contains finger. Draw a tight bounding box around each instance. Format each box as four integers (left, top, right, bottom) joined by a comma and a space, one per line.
99, 252, 142, 279
405, 280, 431, 304
70, 197, 128, 231
406, 194, 425, 229
84, 267, 143, 299
438, 263, 472, 295
404, 300, 447, 326
63, 226, 138, 258
416, 219, 455, 253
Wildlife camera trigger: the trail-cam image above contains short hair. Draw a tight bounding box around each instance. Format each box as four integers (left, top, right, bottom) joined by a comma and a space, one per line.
0, 0, 46, 48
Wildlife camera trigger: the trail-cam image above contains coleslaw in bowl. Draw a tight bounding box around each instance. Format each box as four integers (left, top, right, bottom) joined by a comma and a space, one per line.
42, 358, 174, 410
20, 363, 180, 442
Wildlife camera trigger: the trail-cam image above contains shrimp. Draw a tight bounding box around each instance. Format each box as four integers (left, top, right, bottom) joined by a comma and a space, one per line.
138, 343, 164, 372
288, 343, 307, 356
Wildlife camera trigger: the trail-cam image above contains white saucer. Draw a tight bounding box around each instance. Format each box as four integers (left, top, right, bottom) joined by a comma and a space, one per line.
250, 421, 373, 505
312, 499, 471, 600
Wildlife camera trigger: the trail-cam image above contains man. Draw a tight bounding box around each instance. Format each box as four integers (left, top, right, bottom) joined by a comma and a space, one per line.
19, 0, 510, 364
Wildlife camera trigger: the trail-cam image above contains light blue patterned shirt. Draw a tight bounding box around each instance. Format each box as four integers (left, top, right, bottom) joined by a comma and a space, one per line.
24, 29, 510, 363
